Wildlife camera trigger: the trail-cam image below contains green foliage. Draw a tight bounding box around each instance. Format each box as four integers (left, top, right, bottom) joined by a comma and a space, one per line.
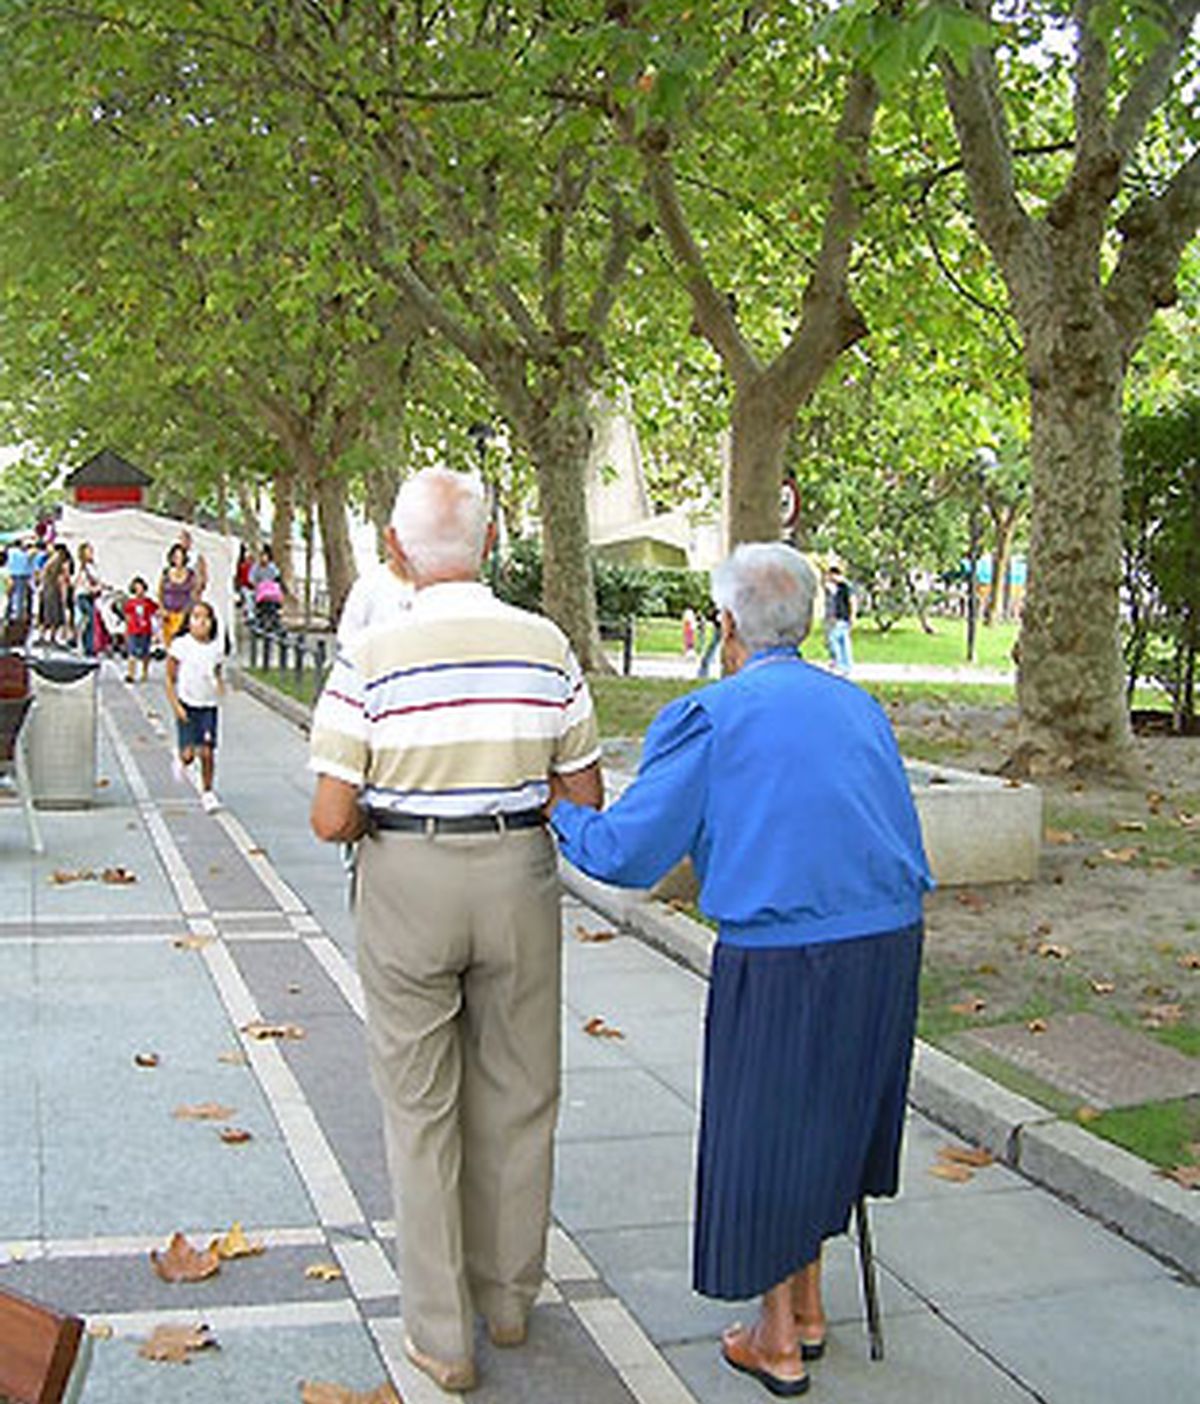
1122, 397, 1200, 726
496, 536, 708, 621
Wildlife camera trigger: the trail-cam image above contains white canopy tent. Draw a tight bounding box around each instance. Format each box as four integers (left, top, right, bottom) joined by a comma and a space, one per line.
57, 505, 241, 646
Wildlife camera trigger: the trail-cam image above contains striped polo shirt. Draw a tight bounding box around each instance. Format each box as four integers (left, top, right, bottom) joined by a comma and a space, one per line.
309, 580, 600, 818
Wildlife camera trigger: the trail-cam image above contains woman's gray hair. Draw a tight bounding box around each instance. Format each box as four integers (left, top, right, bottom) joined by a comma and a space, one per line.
710, 543, 818, 651
391, 467, 489, 579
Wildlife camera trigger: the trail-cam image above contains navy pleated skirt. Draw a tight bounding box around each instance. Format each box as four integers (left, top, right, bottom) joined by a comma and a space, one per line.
693, 922, 923, 1300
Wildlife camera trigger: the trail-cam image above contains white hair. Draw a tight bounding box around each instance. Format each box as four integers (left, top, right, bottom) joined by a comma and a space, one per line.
390, 467, 488, 579
710, 543, 817, 651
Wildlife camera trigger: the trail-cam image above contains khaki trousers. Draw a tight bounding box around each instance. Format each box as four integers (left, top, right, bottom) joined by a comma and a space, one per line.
356, 826, 562, 1362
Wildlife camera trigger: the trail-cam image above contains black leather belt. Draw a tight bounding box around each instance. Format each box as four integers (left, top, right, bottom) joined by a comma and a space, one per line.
369, 808, 545, 835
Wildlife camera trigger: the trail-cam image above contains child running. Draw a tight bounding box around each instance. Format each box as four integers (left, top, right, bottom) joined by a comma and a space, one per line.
165, 600, 224, 813
123, 576, 157, 683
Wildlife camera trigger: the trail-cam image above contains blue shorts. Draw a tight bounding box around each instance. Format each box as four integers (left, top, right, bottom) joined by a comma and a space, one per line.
128, 633, 151, 659
177, 705, 219, 751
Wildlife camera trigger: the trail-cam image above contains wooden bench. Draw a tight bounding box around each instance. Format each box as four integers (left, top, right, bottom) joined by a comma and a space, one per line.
0, 1289, 89, 1404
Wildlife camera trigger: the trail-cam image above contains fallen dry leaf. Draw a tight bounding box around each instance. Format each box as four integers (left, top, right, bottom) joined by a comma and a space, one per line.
134, 1052, 161, 1068
938, 1144, 995, 1168
1044, 828, 1076, 845
173, 935, 213, 951
299, 1382, 400, 1404
1142, 1003, 1184, 1028
1114, 819, 1147, 832
150, 1232, 221, 1283
246, 845, 266, 857
286, 982, 303, 994
1037, 941, 1073, 960
173, 1102, 235, 1121
87, 1322, 114, 1340
1032, 919, 1054, 937
929, 1161, 974, 1183
1148, 857, 1175, 871
1027, 1018, 1049, 1034
1178, 953, 1200, 971
218, 1048, 248, 1065
219, 1127, 254, 1145
1090, 979, 1117, 995
101, 866, 138, 885
1177, 811, 1198, 829
574, 923, 616, 943
51, 867, 96, 885
1076, 1105, 1104, 1123
138, 1322, 219, 1363
1101, 846, 1139, 864
97, 777, 111, 788
304, 1261, 345, 1282
210, 1221, 264, 1259
1155, 1165, 1200, 1191
948, 996, 987, 1016
241, 1021, 306, 1041
582, 1015, 625, 1039
975, 962, 1001, 976
955, 890, 986, 912
1146, 789, 1165, 812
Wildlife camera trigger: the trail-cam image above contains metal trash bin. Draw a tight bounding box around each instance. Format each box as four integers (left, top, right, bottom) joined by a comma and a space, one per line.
27, 654, 100, 808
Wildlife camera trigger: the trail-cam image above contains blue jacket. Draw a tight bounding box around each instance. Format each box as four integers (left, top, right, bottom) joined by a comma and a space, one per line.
552, 650, 932, 947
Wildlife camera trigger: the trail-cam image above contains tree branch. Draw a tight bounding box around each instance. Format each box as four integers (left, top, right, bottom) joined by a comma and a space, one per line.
1106, 146, 1200, 352
1112, 0, 1200, 161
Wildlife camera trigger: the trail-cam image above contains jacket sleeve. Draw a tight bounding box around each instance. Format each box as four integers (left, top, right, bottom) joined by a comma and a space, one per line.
551, 695, 710, 889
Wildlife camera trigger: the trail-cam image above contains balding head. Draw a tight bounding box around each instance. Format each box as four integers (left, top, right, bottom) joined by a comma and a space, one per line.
389, 467, 489, 585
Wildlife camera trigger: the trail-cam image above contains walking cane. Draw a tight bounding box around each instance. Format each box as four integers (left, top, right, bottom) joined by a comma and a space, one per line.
854, 1197, 884, 1361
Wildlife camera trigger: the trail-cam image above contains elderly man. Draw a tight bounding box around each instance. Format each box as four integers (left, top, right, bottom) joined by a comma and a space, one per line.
550, 543, 932, 1398
310, 467, 602, 1393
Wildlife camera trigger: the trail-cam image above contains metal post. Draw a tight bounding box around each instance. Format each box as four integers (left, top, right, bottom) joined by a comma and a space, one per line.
622, 617, 633, 676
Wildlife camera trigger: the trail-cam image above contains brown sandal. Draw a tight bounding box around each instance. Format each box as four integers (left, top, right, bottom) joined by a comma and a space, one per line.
721, 1324, 810, 1398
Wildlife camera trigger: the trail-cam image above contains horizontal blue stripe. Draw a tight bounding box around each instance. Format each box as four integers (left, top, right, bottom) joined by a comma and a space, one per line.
364, 657, 567, 693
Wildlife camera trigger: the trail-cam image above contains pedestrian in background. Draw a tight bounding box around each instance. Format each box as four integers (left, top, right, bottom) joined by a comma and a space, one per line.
309, 467, 602, 1393
166, 600, 224, 814
123, 576, 157, 683
335, 555, 413, 649
250, 544, 285, 633
550, 543, 931, 1399
73, 541, 102, 655
824, 562, 854, 676
159, 542, 199, 649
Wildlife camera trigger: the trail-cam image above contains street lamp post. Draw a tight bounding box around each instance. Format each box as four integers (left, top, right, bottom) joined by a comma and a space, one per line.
468, 421, 499, 590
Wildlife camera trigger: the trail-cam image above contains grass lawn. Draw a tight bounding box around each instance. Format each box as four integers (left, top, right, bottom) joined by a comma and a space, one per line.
637, 614, 1019, 671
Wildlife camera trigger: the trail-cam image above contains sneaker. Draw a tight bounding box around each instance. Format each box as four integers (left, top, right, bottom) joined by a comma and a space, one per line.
201, 790, 221, 814
171, 756, 186, 784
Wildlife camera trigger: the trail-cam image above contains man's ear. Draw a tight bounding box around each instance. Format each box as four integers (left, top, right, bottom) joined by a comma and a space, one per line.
482, 519, 497, 560
384, 526, 409, 577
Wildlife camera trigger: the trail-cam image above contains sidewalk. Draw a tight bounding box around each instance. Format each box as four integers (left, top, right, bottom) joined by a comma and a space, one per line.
1, 666, 1195, 1404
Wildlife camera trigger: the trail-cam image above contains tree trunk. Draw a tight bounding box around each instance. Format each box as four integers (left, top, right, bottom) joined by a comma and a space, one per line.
363, 460, 400, 556
1014, 339, 1133, 772
728, 382, 793, 545
314, 469, 356, 622
522, 395, 606, 672
270, 468, 295, 596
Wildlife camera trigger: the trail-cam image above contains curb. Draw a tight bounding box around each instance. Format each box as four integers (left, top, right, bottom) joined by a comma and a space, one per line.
559, 863, 1200, 1282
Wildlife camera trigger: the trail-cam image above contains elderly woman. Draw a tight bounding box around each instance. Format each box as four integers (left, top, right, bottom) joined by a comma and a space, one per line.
550, 543, 932, 1398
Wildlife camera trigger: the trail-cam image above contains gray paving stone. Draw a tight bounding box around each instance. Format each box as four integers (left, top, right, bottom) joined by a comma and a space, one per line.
871, 1181, 1166, 1308
559, 1067, 696, 1142
960, 1012, 1200, 1108
230, 938, 353, 1019
554, 1134, 695, 1234
82, 1321, 389, 1404
0, 1242, 352, 1315
953, 1274, 1200, 1404
463, 1302, 639, 1404
895, 1112, 1030, 1202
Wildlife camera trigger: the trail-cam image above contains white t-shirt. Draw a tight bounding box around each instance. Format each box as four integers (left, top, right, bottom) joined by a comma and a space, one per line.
169, 634, 223, 707
336, 564, 413, 648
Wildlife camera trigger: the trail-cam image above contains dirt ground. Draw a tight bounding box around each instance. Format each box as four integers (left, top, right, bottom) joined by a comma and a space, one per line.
884, 699, 1200, 1056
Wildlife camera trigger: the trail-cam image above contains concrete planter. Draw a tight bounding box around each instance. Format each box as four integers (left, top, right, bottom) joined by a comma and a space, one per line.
907, 760, 1042, 885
